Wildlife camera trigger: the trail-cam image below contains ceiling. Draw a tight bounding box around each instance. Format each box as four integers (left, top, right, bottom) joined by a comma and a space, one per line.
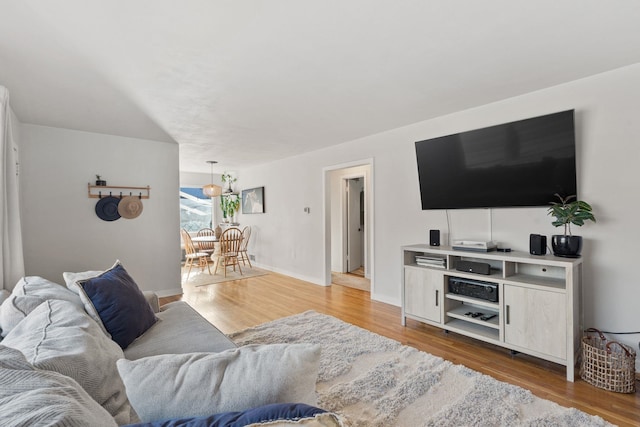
1, 1, 640, 174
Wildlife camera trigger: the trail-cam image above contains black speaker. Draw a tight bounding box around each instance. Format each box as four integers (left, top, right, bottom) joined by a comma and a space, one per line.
455, 260, 491, 275
529, 234, 547, 256
429, 229, 440, 246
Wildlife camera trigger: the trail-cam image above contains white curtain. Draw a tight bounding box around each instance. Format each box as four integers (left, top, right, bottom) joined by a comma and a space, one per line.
0, 86, 25, 290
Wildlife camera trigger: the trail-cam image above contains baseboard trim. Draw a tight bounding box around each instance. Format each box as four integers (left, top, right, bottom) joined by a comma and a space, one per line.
155, 287, 183, 298
252, 263, 327, 287
371, 293, 400, 307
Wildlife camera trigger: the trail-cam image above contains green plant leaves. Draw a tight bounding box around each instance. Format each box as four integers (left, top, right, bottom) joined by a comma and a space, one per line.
220, 193, 240, 218
547, 194, 596, 235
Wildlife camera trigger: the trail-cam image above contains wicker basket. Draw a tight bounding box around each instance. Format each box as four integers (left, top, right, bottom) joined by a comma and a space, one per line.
580, 328, 636, 393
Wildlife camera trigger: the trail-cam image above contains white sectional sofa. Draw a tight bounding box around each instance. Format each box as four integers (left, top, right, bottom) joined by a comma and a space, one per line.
0, 263, 342, 427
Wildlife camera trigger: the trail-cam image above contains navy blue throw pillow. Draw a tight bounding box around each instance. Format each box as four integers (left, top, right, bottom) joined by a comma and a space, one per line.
79, 263, 157, 349
124, 403, 328, 427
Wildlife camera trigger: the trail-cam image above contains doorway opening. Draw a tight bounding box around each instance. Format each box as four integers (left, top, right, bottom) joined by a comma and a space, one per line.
323, 160, 373, 294
179, 187, 214, 232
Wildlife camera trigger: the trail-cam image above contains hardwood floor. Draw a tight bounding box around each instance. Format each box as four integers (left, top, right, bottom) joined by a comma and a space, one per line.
330, 270, 370, 291
161, 271, 640, 426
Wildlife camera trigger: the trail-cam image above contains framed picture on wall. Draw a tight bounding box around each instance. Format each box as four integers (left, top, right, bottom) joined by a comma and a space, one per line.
241, 186, 265, 214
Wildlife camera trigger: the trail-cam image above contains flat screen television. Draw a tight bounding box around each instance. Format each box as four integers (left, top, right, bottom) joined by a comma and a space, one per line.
415, 110, 577, 210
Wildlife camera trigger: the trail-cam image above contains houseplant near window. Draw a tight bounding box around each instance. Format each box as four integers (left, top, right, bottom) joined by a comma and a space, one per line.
220, 193, 240, 223
547, 193, 596, 257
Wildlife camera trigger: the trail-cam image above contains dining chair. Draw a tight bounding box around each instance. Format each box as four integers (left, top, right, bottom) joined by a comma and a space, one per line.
214, 227, 243, 277
181, 228, 212, 281
239, 226, 252, 268
196, 228, 216, 256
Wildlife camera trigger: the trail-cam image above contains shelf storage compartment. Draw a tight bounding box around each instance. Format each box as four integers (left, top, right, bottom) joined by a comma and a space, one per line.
445, 293, 499, 310
443, 318, 500, 342
450, 255, 502, 277
401, 243, 582, 381
446, 304, 499, 329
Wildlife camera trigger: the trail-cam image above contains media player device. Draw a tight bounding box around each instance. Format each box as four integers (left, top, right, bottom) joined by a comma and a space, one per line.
529, 234, 547, 255
448, 277, 498, 302
429, 229, 440, 246
452, 240, 497, 252
455, 260, 491, 275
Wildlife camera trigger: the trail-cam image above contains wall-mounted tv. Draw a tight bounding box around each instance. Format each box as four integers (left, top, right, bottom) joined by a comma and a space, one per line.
415, 110, 577, 210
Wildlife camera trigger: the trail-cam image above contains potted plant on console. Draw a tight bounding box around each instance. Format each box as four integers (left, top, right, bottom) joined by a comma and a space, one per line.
547, 193, 596, 257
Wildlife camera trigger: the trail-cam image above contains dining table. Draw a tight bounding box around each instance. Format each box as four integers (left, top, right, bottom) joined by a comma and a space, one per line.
190, 235, 218, 244
191, 233, 243, 276
190, 235, 221, 264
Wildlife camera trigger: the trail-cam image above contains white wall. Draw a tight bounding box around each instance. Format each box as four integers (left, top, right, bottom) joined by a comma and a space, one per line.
10, 107, 21, 150
231, 155, 324, 284
179, 171, 214, 187
19, 125, 181, 296
3, 105, 25, 291
237, 63, 640, 357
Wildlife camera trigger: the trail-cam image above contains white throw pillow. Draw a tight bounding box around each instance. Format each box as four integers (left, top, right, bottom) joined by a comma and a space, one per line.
65, 266, 112, 337
2, 299, 131, 425
0, 276, 82, 337
63, 269, 104, 292
0, 345, 117, 427
117, 343, 321, 422
63, 266, 105, 335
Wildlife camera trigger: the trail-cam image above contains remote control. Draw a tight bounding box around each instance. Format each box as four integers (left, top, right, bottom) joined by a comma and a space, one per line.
480, 314, 496, 321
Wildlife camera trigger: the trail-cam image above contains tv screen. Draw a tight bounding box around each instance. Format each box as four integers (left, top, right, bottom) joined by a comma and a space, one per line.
415, 110, 577, 209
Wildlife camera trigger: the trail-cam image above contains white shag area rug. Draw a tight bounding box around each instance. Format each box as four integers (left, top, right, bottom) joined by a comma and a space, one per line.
229, 311, 613, 427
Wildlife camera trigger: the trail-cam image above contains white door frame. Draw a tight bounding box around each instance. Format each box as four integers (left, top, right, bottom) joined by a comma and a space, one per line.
322, 158, 374, 291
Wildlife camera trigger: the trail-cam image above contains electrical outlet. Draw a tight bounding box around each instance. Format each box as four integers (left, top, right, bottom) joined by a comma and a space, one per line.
249, 254, 255, 261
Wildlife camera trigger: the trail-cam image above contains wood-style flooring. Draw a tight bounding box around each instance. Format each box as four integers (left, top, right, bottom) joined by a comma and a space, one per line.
330, 270, 370, 291
160, 271, 640, 426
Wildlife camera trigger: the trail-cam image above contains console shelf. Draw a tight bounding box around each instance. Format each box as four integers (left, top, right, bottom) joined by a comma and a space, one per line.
444, 293, 498, 309
502, 274, 566, 291
443, 318, 500, 342
446, 305, 500, 329
401, 244, 582, 381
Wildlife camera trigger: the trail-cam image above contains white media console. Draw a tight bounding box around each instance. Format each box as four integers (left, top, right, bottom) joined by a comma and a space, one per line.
401, 244, 583, 381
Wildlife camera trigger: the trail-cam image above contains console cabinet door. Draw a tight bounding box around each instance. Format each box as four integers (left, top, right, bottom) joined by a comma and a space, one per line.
503, 285, 566, 360
404, 267, 442, 323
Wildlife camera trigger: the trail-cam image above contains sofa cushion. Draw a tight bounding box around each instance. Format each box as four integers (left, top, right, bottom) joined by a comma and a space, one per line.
2, 299, 131, 424
124, 301, 236, 360
117, 343, 321, 422
0, 276, 82, 337
142, 291, 160, 314
0, 290, 8, 337
125, 403, 344, 427
0, 345, 117, 427
0, 289, 9, 305
74, 261, 158, 349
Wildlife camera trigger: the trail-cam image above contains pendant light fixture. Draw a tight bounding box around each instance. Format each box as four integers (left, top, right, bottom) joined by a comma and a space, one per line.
202, 160, 222, 197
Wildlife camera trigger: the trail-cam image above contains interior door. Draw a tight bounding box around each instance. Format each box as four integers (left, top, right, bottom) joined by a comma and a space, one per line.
346, 178, 364, 273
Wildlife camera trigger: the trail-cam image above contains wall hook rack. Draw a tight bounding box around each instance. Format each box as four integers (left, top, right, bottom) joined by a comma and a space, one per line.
87, 183, 151, 199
